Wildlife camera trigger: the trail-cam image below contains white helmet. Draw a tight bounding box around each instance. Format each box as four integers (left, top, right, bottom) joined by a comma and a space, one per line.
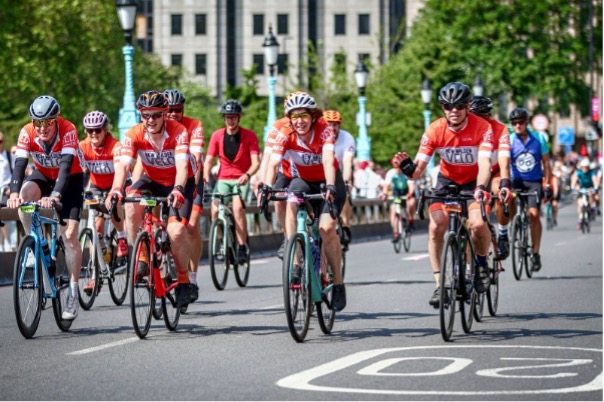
284, 91, 317, 115
580, 158, 590, 168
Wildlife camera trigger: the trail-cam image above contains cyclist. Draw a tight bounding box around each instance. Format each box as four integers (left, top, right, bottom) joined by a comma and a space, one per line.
163, 89, 205, 304
79, 110, 128, 295
381, 157, 416, 242
324, 110, 355, 250
469, 96, 512, 259
106, 90, 196, 309
508, 107, 551, 271
571, 158, 596, 228
8, 95, 84, 320
392, 82, 494, 307
262, 91, 347, 311
203, 100, 260, 264
547, 158, 564, 226
590, 161, 601, 215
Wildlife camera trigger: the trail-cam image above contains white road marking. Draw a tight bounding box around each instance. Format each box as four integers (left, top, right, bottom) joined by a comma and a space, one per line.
402, 253, 429, 261
555, 241, 568, 246
67, 338, 139, 355
253, 259, 270, 265
259, 304, 282, 310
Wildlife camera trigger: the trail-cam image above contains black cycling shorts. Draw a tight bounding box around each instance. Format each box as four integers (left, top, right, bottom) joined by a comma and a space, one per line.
128, 174, 195, 222
287, 170, 346, 217
512, 179, 542, 210
25, 170, 84, 221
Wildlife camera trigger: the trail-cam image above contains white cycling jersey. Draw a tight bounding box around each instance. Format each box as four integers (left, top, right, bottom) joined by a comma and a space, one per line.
334, 129, 356, 168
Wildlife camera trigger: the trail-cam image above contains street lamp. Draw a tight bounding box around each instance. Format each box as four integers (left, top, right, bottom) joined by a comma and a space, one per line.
355, 60, 370, 162
263, 24, 280, 142
473, 76, 484, 97
420, 78, 434, 173
116, 0, 140, 142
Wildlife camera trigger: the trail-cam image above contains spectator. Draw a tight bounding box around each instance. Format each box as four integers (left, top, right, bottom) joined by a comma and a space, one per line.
354, 160, 382, 198
0, 131, 14, 251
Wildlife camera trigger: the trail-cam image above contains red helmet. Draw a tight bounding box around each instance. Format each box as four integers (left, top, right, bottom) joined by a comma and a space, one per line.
323, 110, 342, 123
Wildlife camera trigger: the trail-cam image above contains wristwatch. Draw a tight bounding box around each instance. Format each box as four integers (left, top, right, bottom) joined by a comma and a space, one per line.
50, 191, 62, 200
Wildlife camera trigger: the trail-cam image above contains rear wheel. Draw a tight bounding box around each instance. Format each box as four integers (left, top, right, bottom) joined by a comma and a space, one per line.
510, 216, 524, 281
78, 228, 98, 310
13, 235, 42, 339
108, 229, 129, 305
282, 234, 312, 342
402, 217, 412, 252
234, 238, 250, 287
317, 254, 336, 334
129, 232, 153, 339
209, 219, 229, 290
439, 233, 457, 342
52, 239, 72, 332
161, 250, 180, 331
459, 231, 475, 334
546, 203, 554, 231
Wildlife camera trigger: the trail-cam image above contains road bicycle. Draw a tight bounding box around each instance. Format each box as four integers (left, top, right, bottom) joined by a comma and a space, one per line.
510, 190, 539, 280
576, 188, 593, 234
12, 201, 72, 338
78, 191, 129, 310
259, 184, 338, 342
544, 198, 555, 231
418, 185, 484, 342
391, 196, 412, 253
123, 195, 181, 339
207, 189, 250, 290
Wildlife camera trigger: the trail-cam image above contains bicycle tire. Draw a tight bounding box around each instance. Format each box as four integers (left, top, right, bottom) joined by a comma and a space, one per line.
234, 238, 251, 287
108, 229, 129, 305
402, 217, 411, 252
13, 235, 42, 339
340, 247, 347, 281
523, 221, 533, 279
439, 233, 457, 342
392, 214, 402, 254
486, 236, 500, 316
317, 254, 336, 334
282, 233, 312, 342
78, 228, 98, 310
129, 231, 153, 338
458, 230, 475, 334
475, 235, 496, 322
161, 250, 180, 331
510, 216, 523, 281
209, 219, 229, 290
52, 239, 73, 332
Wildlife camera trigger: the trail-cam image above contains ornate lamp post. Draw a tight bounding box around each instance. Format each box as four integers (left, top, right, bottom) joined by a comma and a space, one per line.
420, 78, 434, 173
263, 25, 279, 142
473, 75, 484, 97
116, 0, 140, 142
355, 61, 370, 162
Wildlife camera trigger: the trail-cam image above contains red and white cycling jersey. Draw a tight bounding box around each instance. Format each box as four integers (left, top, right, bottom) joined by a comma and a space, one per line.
416, 114, 493, 185
487, 117, 510, 173
266, 117, 293, 178
15, 117, 84, 179
120, 119, 193, 187
271, 117, 337, 182
181, 115, 204, 174
79, 135, 122, 190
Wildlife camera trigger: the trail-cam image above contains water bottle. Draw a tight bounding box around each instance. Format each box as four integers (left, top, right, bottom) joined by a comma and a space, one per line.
40, 237, 51, 267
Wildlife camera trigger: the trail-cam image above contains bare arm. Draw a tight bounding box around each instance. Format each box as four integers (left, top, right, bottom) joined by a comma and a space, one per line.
203, 154, 215, 184
175, 158, 188, 188
477, 156, 492, 187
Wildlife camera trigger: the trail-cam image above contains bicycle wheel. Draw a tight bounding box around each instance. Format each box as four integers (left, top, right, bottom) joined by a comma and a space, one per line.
487, 261, 500, 317
52, 239, 73, 332
129, 231, 153, 339
234, 238, 251, 287
546, 203, 554, 231
13, 235, 42, 339
582, 207, 590, 234
523, 222, 533, 279
282, 233, 312, 342
402, 217, 412, 252
78, 228, 98, 310
317, 255, 336, 334
209, 219, 229, 290
510, 216, 523, 281
340, 247, 347, 281
458, 231, 475, 334
439, 233, 458, 342
161, 250, 180, 331
392, 214, 402, 254
475, 235, 496, 322
108, 229, 129, 305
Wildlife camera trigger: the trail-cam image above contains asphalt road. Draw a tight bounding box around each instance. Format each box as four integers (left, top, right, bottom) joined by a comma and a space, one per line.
0, 204, 601, 401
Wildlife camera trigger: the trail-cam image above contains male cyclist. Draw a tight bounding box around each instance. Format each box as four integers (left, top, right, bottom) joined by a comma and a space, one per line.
571, 158, 596, 228
8, 95, 84, 320
203, 100, 260, 264
381, 157, 416, 242
469, 96, 512, 259
508, 107, 551, 271
106, 90, 195, 309
79, 110, 128, 295
392, 82, 494, 308
323, 110, 355, 250
262, 91, 347, 311
163, 89, 205, 304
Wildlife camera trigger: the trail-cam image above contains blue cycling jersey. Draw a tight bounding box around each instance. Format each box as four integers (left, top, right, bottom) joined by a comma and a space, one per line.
510, 130, 548, 182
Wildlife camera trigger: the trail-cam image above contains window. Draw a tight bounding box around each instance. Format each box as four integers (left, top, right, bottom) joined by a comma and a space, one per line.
195, 14, 206, 35
253, 54, 264, 75
335, 14, 346, 35
277, 53, 288, 75
171, 54, 182, 66
334, 52, 347, 75
147, 16, 153, 35
171, 14, 182, 35
277, 14, 288, 35
253, 14, 264, 35
195, 54, 207, 75
358, 53, 370, 64
358, 14, 370, 35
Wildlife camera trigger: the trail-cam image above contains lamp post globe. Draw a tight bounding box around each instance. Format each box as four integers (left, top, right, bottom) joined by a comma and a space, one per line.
116, 0, 140, 142
420, 78, 434, 174
355, 61, 370, 162
473, 75, 484, 97
263, 24, 279, 142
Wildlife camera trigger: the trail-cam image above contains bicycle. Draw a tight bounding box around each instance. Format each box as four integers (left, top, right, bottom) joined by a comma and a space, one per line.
207, 189, 250, 290
577, 188, 593, 234
259, 184, 338, 343
12, 201, 72, 338
391, 196, 412, 254
123, 195, 181, 338
418, 185, 486, 342
544, 198, 555, 231
78, 191, 129, 310
510, 190, 540, 280
335, 215, 348, 280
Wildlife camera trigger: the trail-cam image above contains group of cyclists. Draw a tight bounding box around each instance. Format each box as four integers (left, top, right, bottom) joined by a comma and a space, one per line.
5, 80, 599, 327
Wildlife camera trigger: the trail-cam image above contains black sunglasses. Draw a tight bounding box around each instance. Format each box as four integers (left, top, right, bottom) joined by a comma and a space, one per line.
442, 103, 468, 111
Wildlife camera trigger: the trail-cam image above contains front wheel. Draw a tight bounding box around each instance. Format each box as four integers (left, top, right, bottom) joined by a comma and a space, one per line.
458, 231, 475, 334
392, 214, 402, 254
316, 254, 336, 334
52, 239, 73, 332
209, 219, 229, 290
108, 229, 129, 305
439, 233, 458, 342
161, 250, 180, 331
510, 216, 524, 281
13, 235, 43, 339
78, 228, 98, 310
401, 217, 412, 253
234, 238, 250, 287
282, 234, 312, 343
129, 231, 153, 339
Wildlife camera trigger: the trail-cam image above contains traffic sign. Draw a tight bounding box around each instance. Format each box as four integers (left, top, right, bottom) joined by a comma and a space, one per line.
557, 126, 575, 145
531, 114, 549, 131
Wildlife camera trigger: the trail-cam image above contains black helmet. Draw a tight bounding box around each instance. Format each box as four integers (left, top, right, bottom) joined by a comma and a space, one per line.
136, 90, 168, 110
438, 82, 472, 105
508, 107, 529, 121
220, 99, 243, 115
470, 96, 493, 117
29, 95, 60, 120
163, 89, 186, 106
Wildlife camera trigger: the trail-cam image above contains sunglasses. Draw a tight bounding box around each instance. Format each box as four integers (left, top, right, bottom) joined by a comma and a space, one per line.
141, 111, 164, 120
32, 118, 56, 127
86, 128, 104, 134
511, 119, 527, 126
442, 103, 468, 111
290, 112, 311, 121
168, 107, 183, 113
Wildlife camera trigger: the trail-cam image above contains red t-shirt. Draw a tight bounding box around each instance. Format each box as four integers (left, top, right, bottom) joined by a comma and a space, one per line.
79, 135, 122, 190
181, 115, 204, 174
206, 127, 260, 180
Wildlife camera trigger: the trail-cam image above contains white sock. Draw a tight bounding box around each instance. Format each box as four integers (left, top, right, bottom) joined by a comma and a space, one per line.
69, 282, 79, 299
189, 271, 197, 285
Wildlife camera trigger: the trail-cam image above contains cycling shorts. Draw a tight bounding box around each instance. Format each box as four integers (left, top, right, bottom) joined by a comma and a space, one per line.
512, 179, 542, 210
287, 170, 346, 217
128, 174, 195, 223
273, 172, 292, 191
428, 173, 486, 214
25, 170, 84, 221
213, 180, 250, 205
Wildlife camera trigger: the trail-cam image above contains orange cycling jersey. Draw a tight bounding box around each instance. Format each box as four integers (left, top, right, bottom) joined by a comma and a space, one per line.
487, 117, 510, 174
416, 113, 493, 185
120, 119, 193, 187
271, 117, 338, 182
266, 117, 293, 178
15, 116, 84, 179
79, 135, 122, 190
181, 115, 204, 174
